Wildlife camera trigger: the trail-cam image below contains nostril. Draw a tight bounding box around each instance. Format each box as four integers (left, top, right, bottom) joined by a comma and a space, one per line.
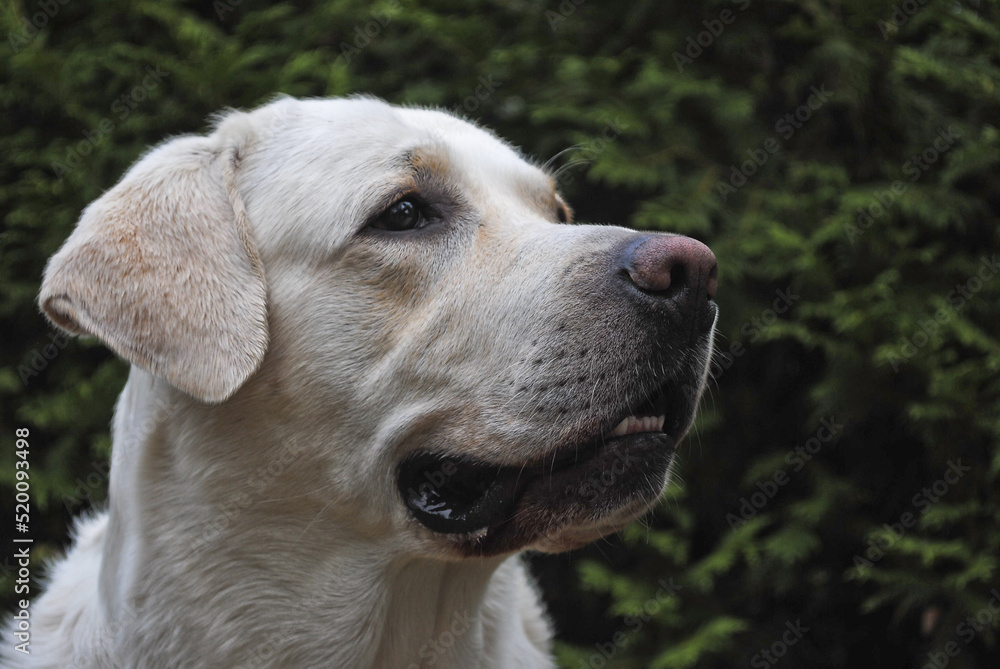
669, 262, 686, 293
706, 262, 718, 300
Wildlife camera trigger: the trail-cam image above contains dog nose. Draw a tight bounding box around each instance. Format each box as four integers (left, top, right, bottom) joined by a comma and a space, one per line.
623, 234, 718, 301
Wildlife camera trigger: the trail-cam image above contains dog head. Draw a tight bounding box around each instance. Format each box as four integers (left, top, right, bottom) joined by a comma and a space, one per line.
40, 96, 717, 559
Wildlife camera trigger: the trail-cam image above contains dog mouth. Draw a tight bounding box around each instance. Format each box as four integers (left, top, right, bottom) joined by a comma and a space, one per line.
396, 379, 693, 553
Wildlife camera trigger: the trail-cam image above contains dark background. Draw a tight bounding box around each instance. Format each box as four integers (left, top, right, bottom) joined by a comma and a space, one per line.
2, 0, 999, 666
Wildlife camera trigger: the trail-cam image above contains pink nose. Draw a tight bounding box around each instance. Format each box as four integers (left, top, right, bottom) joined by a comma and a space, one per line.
624, 235, 718, 300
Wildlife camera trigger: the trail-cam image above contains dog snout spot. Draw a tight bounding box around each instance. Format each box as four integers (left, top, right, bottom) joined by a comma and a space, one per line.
622, 234, 718, 301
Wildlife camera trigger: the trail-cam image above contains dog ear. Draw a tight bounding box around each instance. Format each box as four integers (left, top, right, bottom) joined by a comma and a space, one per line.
38, 135, 269, 403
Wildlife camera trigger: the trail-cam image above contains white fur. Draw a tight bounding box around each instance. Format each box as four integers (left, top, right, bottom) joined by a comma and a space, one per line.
4, 96, 705, 668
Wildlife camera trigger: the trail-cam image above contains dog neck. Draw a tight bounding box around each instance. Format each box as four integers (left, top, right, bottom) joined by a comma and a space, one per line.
94, 369, 551, 668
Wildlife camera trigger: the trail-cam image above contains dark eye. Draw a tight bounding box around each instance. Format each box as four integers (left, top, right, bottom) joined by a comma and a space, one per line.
372, 198, 428, 232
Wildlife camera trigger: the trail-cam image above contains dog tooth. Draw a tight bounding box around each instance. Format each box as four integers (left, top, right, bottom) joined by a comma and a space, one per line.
656, 414, 665, 431
611, 417, 629, 436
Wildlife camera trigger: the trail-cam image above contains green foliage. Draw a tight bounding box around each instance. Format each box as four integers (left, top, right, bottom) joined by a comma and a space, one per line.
2, 0, 999, 666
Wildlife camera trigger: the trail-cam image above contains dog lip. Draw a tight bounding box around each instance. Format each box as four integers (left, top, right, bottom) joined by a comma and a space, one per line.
397, 430, 674, 538
462, 431, 677, 556
398, 451, 525, 535
397, 378, 693, 540
605, 375, 692, 440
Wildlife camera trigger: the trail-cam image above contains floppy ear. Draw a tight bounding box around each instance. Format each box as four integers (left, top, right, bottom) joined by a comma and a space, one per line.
39, 135, 269, 403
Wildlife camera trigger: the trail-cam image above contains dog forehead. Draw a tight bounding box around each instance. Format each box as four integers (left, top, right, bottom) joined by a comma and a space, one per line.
233, 98, 556, 257
396, 106, 546, 176
242, 97, 545, 182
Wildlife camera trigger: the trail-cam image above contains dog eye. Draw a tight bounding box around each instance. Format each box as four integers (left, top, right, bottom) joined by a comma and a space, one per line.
372, 198, 428, 232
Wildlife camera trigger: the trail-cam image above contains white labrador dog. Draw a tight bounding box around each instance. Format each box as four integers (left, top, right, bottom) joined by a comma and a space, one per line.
4, 96, 718, 668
